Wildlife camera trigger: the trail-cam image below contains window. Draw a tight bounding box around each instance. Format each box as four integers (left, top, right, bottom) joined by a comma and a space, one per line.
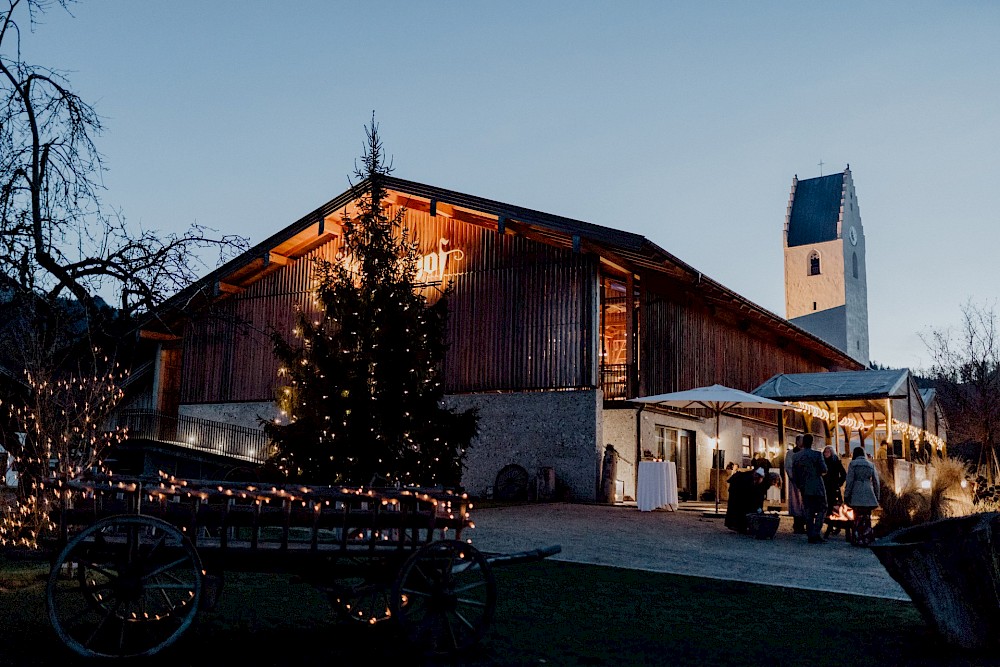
808, 250, 821, 276
852, 252, 859, 279
654, 426, 678, 461
813, 301, 817, 311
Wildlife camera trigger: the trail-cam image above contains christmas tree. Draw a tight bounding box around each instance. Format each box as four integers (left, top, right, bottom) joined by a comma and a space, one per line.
265, 120, 477, 487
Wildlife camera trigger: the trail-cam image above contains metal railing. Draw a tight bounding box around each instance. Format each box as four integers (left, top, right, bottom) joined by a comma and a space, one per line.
600, 363, 632, 400
118, 409, 270, 464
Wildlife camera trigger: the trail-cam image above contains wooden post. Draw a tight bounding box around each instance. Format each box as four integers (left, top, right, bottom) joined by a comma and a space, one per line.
624, 273, 635, 398
885, 399, 893, 458
833, 402, 840, 455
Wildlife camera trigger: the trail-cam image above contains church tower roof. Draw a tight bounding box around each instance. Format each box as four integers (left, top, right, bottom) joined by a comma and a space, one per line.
786, 172, 845, 247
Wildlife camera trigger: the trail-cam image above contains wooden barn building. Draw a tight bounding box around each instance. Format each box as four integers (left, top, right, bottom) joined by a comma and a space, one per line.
126, 176, 866, 501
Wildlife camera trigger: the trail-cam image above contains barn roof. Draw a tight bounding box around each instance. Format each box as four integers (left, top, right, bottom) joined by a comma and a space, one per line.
139, 176, 862, 370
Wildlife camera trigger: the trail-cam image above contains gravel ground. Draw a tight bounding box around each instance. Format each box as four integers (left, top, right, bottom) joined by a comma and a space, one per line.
469, 502, 909, 601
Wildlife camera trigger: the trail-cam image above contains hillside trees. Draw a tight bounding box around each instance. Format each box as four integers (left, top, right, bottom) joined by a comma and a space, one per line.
265, 120, 477, 487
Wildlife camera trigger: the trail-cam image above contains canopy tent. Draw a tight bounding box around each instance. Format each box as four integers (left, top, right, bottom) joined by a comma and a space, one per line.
631, 385, 793, 514
753, 369, 946, 459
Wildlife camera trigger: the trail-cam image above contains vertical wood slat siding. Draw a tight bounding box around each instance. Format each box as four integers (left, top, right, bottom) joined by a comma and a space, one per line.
180, 207, 596, 403
180, 242, 334, 403
642, 288, 834, 399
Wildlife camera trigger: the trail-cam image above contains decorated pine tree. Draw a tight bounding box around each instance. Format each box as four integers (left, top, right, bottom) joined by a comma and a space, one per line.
265, 121, 477, 487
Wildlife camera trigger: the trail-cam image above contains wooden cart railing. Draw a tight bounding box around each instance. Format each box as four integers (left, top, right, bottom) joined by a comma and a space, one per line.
53, 473, 472, 565
37, 472, 559, 661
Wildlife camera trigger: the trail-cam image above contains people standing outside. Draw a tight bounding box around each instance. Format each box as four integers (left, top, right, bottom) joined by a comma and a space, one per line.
844, 446, 880, 546
784, 436, 806, 534
822, 445, 847, 535
792, 433, 828, 544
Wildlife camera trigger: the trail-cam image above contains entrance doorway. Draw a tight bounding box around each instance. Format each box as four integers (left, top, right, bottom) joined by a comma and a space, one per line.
677, 431, 697, 500
653, 426, 697, 501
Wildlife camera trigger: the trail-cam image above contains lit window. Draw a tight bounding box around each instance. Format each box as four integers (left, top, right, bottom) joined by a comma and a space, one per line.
655, 426, 678, 461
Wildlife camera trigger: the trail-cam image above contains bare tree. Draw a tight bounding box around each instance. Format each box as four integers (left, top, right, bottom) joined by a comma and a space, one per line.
0, 0, 248, 542
0, 0, 247, 335
922, 300, 1000, 476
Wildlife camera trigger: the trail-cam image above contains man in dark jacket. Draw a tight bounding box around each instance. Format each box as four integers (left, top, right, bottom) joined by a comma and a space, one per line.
792, 434, 828, 543
725, 467, 771, 533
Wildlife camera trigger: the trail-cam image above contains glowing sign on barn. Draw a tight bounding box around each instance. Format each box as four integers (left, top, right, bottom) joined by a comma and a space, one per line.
415, 238, 465, 283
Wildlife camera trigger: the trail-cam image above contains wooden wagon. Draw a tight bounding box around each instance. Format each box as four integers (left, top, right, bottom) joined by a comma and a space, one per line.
34, 472, 558, 659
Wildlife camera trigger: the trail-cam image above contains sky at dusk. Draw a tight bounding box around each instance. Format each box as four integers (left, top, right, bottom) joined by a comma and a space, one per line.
14, 1, 1000, 370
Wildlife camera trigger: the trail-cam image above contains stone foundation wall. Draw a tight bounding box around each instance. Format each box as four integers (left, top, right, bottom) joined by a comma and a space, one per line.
178, 402, 277, 429
601, 409, 637, 500
445, 390, 602, 502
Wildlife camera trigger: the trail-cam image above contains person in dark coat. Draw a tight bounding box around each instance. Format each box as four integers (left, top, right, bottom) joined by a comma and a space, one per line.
785, 437, 806, 534
751, 453, 771, 473
792, 434, 828, 543
822, 445, 847, 535
725, 468, 771, 533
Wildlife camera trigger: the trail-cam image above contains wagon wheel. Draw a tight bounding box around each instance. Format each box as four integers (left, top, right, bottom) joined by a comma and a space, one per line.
47, 514, 203, 658
494, 464, 529, 501
324, 555, 402, 625
391, 540, 497, 656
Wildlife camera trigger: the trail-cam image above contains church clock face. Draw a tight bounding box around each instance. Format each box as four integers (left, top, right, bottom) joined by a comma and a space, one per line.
849, 226, 858, 246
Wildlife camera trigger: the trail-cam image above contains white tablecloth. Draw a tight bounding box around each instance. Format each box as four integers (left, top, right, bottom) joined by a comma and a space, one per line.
637, 461, 679, 511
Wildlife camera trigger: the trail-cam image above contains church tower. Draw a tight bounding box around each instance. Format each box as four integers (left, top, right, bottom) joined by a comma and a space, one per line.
783, 166, 870, 366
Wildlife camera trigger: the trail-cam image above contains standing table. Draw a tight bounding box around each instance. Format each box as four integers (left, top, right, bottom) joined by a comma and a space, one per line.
637, 461, 680, 511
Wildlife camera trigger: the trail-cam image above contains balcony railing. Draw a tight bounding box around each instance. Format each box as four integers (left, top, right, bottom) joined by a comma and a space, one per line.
119, 409, 270, 465
600, 363, 632, 400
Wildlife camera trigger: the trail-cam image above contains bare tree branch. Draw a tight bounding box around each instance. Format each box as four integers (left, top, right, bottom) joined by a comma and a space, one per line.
921, 300, 1000, 473
0, 0, 248, 343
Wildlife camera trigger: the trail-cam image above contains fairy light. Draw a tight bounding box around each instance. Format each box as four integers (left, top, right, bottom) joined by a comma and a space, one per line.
1, 364, 128, 548
791, 402, 946, 450
264, 130, 475, 490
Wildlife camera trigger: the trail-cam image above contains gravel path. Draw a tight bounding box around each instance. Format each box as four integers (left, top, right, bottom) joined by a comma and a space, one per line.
469, 503, 909, 601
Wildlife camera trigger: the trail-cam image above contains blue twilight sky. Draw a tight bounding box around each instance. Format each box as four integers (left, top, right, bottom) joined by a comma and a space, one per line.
13, 1, 1000, 370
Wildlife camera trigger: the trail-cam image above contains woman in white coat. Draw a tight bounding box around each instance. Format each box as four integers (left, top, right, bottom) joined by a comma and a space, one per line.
844, 446, 880, 546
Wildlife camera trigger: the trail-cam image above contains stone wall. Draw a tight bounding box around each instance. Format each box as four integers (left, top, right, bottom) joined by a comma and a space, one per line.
601, 409, 637, 500
445, 390, 602, 501
178, 402, 277, 429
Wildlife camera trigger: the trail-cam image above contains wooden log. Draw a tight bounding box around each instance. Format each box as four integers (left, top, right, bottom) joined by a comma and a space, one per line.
871, 512, 1000, 650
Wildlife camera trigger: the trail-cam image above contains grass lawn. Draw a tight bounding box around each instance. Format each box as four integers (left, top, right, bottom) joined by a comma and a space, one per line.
0, 556, 995, 666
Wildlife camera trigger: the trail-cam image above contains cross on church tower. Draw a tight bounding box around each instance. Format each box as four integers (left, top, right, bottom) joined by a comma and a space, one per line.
818, 160, 825, 176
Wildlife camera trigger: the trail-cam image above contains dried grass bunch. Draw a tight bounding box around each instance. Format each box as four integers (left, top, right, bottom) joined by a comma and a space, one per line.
872, 457, 974, 538
927, 457, 974, 519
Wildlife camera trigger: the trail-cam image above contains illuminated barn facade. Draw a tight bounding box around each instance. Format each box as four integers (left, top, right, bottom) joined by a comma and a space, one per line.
131, 177, 862, 501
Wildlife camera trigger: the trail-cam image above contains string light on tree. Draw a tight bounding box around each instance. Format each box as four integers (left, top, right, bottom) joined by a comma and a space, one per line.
264, 117, 477, 487
0, 364, 128, 548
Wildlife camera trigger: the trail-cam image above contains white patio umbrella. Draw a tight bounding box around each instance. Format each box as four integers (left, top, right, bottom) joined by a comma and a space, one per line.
630, 384, 794, 514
